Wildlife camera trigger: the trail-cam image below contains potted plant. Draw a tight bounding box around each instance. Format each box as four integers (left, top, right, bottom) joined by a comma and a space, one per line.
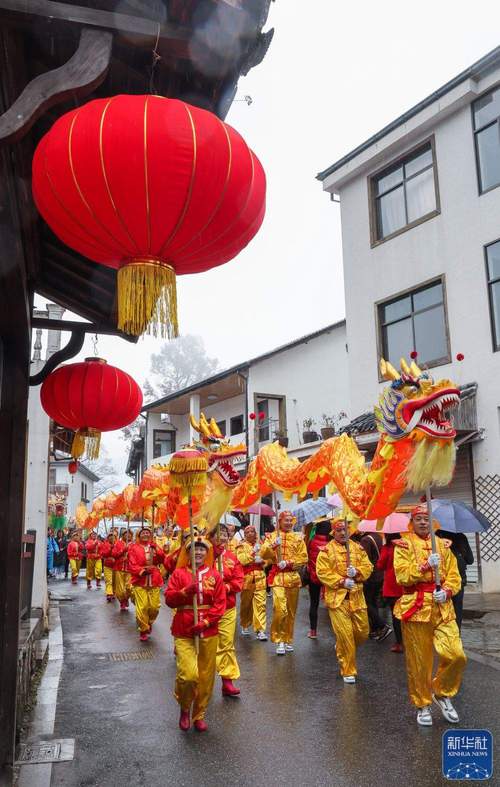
274, 428, 289, 448
320, 411, 348, 441
302, 418, 318, 444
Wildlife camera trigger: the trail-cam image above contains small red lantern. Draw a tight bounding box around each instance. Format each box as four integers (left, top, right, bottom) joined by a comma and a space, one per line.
249, 412, 256, 420
41, 357, 142, 460
68, 460, 79, 475
410, 350, 418, 360
456, 353, 465, 362
32, 95, 266, 337
258, 411, 265, 421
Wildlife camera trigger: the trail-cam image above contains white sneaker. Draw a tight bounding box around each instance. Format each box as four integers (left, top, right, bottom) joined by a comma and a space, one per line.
417, 706, 433, 726
284, 644, 294, 652
240, 627, 251, 636
276, 642, 285, 655
343, 675, 356, 684
433, 695, 459, 723
256, 631, 268, 641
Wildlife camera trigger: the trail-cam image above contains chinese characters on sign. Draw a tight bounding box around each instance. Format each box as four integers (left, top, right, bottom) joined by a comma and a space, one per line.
443, 729, 493, 781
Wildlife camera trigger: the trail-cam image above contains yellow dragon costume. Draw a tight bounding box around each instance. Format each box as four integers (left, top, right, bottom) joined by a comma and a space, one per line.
232, 358, 460, 520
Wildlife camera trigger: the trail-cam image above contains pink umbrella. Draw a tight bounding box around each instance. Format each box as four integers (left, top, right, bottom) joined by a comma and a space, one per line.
358, 512, 410, 534
327, 493, 343, 509
233, 502, 276, 517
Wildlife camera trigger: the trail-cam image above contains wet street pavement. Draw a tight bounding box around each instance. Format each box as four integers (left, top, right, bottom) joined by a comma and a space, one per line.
44, 580, 500, 787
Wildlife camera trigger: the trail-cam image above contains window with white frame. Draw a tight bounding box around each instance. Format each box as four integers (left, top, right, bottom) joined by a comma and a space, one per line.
486, 240, 500, 350
378, 279, 450, 369
371, 142, 438, 242
473, 86, 500, 193
153, 429, 175, 458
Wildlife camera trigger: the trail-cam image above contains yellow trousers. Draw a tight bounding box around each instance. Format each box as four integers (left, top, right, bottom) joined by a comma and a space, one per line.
216, 607, 240, 680
328, 602, 369, 677
103, 567, 115, 597
240, 588, 267, 632
402, 611, 467, 708
114, 571, 131, 603
86, 558, 102, 582
69, 559, 81, 580
174, 635, 218, 721
271, 586, 300, 644
133, 586, 160, 633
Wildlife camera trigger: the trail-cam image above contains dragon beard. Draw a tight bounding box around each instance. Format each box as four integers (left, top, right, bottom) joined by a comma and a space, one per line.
406, 439, 456, 492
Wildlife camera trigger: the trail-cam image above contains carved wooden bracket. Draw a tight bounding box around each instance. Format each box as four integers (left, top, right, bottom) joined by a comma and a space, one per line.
0, 27, 113, 145
29, 328, 85, 386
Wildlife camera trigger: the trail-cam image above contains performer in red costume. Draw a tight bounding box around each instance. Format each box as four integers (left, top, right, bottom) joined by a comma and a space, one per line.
165, 530, 226, 732
112, 529, 133, 611
128, 527, 164, 642
84, 531, 102, 590
99, 532, 117, 602
67, 531, 84, 584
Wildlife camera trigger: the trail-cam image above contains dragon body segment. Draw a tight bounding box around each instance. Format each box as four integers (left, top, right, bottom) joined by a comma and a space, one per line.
232, 358, 460, 520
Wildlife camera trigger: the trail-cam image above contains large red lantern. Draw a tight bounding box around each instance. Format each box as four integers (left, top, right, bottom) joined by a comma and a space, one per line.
41, 357, 142, 459
32, 95, 266, 337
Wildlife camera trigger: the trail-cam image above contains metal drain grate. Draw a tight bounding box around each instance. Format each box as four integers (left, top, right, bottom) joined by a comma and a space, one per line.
107, 650, 155, 661
16, 739, 75, 764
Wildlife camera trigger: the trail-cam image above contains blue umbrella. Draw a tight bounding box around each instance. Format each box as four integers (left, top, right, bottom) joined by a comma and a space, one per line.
431, 499, 490, 534
291, 498, 334, 528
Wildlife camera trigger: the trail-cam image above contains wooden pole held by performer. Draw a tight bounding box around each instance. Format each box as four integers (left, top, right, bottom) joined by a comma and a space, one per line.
425, 486, 441, 588
272, 491, 282, 562
188, 496, 199, 653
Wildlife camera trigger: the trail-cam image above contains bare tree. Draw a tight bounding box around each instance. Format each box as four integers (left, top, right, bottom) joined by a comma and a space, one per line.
85, 448, 121, 497
144, 334, 219, 402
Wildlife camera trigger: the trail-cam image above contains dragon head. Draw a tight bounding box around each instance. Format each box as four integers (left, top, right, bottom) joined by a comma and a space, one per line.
375, 358, 460, 442
189, 412, 246, 488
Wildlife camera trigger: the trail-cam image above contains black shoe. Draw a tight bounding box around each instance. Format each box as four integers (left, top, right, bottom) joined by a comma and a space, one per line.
375, 625, 392, 642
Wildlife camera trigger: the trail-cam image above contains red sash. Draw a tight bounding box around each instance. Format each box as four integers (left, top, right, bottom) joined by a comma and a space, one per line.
401, 582, 436, 621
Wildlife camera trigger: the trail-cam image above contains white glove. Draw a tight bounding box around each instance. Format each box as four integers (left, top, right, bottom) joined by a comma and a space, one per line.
344, 578, 355, 590
428, 553, 441, 568
346, 566, 357, 578
278, 560, 287, 570
433, 588, 447, 604
254, 555, 264, 564
253, 543, 260, 553
274, 537, 282, 547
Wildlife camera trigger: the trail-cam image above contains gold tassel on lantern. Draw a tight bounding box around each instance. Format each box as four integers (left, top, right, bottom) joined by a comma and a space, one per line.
117, 259, 179, 338
71, 428, 101, 461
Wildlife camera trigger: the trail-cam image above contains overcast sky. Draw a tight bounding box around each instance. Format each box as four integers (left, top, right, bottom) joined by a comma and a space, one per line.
34, 0, 500, 484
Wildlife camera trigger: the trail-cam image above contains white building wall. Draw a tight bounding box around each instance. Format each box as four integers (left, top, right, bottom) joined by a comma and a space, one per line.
24, 369, 50, 612
329, 66, 500, 591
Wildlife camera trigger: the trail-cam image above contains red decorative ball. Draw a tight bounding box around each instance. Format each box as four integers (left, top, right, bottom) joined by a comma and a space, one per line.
68, 460, 78, 475
456, 353, 465, 362
249, 412, 256, 420
410, 351, 418, 359
258, 411, 265, 420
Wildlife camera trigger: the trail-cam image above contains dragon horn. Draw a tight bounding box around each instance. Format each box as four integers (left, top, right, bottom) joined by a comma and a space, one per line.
209, 417, 223, 438
189, 413, 201, 433
380, 358, 400, 381
189, 413, 211, 438
400, 357, 411, 376
410, 360, 423, 377
199, 412, 212, 438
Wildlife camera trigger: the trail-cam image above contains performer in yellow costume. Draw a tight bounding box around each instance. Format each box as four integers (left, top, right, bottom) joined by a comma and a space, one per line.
316, 517, 373, 682
212, 524, 244, 696
236, 525, 268, 640
394, 505, 466, 727
260, 511, 307, 655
